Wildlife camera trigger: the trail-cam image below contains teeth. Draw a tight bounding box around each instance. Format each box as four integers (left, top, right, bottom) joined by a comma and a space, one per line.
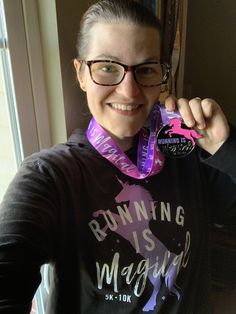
110, 103, 139, 111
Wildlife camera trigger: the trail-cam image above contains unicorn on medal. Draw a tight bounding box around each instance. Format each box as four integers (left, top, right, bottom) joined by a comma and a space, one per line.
165, 117, 202, 145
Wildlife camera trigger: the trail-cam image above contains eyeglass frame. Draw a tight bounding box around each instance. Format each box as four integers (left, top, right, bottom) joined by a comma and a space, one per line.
79, 59, 170, 87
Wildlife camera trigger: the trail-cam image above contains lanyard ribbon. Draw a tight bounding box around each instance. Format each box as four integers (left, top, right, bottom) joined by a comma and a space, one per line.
86, 103, 180, 179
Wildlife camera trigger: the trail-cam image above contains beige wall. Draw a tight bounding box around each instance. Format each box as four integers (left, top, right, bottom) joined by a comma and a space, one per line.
37, 0, 67, 145
55, 0, 89, 137
184, 0, 236, 124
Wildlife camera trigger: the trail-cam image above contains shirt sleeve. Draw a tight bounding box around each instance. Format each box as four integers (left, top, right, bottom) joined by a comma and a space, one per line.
200, 125, 236, 226
0, 156, 59, 314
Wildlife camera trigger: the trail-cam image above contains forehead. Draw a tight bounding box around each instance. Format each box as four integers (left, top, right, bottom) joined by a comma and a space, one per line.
86, 23, 161, 63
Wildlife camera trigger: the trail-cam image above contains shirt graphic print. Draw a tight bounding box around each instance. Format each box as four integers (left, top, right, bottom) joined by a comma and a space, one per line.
88, 177, 191, 312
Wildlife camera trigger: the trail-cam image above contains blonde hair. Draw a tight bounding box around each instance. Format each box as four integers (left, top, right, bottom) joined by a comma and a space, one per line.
76, 0, 162, 59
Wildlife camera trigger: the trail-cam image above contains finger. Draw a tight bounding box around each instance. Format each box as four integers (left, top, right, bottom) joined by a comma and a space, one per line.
164, 95, 177, 111
176, 98, 195, 127
201, 98, 215, 119
189, 98, 206, 129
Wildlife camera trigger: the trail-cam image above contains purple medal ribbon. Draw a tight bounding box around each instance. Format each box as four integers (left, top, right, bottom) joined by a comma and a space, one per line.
86, 103, 180, 179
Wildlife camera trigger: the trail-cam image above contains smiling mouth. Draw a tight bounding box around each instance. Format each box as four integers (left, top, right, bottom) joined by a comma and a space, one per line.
108, 103, 142, 112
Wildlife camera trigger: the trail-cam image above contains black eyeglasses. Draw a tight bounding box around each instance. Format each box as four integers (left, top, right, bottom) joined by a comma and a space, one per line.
79, 59, 169, 87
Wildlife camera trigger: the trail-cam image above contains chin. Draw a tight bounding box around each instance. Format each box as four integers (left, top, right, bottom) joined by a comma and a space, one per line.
104, 121, 144, 139
114, 128, 141, 139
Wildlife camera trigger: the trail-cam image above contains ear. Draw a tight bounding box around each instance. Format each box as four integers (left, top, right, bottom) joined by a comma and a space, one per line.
74, 59, 86, 92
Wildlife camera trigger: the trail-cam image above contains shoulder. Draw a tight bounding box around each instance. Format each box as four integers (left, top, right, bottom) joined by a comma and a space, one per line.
19, 129, 103, 183
22, 144, 77, 173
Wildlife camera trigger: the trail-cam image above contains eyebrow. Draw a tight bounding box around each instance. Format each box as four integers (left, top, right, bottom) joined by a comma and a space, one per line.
93, 54, 122, 61
93, 54, 160, 63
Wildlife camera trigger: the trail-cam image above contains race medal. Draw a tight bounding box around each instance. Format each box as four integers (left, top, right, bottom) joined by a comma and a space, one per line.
157, 117, 201, 158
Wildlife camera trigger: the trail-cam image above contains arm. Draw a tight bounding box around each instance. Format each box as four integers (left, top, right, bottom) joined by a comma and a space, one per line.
0, 157, 58, 314
200, 125, 236, 225
164, 96, 236, 225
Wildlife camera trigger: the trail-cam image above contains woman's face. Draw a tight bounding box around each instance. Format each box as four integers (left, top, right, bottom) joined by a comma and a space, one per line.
75, 23, 162, 143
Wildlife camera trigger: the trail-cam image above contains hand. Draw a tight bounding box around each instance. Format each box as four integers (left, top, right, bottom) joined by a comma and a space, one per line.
164, 95, 230, 155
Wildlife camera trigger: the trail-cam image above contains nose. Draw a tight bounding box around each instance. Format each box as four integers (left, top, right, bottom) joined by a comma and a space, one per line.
115, 70, 140, 98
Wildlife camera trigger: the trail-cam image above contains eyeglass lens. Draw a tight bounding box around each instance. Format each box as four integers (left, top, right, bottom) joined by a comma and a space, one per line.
89, 62, 165, 86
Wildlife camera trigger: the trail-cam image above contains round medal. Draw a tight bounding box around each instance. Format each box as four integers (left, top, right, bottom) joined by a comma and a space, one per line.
157, 118, 201, 158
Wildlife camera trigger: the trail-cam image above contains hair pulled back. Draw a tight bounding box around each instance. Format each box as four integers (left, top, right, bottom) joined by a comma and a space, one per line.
77, 0, 162, 59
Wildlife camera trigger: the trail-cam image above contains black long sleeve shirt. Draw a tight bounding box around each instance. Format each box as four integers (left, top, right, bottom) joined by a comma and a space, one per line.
0, 127, 236, 314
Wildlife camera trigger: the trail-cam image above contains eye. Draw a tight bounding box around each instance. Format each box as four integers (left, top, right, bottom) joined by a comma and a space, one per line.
99, 64, 119, 73
136, 66, 157, 75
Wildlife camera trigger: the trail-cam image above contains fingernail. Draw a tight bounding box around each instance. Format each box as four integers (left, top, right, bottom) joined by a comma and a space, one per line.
187, 120, 195, 127
198, 122, 206, 129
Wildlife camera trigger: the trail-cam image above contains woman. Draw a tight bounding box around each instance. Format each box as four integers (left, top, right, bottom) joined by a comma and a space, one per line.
0, 0, 236, 313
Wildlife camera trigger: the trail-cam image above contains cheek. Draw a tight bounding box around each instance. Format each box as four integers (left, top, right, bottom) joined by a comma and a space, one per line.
86, 84, 115, 107
86, 83, 102, 103
85, 85, 107, 115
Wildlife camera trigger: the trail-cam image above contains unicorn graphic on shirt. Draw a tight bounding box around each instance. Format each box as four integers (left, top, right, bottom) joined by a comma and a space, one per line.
93, 179, 183, 312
